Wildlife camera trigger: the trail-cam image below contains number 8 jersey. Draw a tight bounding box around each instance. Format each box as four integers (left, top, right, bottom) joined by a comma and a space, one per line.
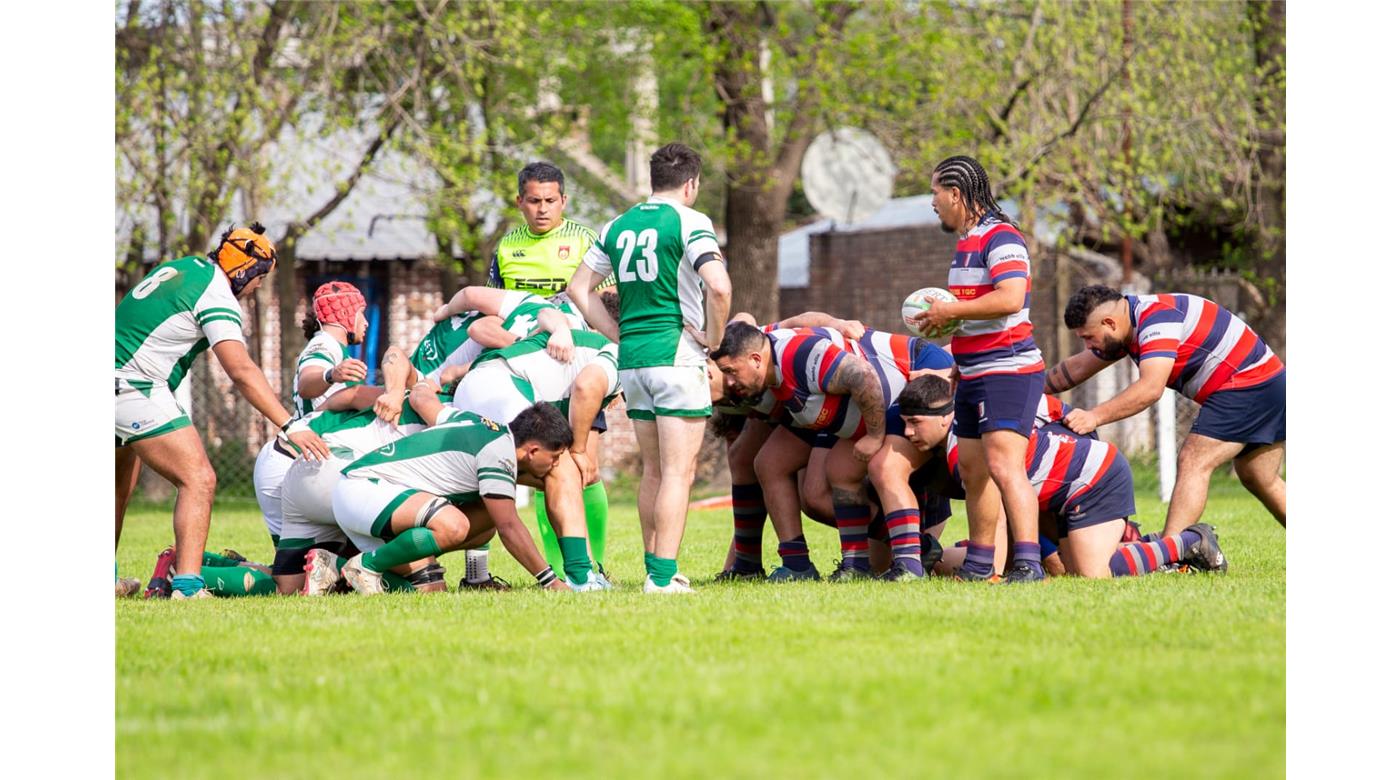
116, 255, 245, 391
581, 196, 721, 369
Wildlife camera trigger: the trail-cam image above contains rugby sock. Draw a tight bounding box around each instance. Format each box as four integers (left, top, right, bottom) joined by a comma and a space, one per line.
532, 495, 566, 577
560, 536, 593, 586
362, 528, 444, 573
201, 551, 241, 568
778, 535, 813, 572
1013, 541, 1045, 577
465, 546, 494, 584
649, 556, 678, 588
644, 551, 658, 583
171, 573, 205, 597
731, 483, 766, 573
885, 508, 924, 575
201, 566, 276, 597
1039, 535, 1059, 560
833, 502, 873, 571
1110, 529, 1202, 576
583, 481, 609, 569
334, 555, 413, 592
961, 543, 996, 578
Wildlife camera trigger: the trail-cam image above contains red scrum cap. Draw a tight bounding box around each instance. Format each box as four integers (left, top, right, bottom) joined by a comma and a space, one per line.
312, 281, 366, 332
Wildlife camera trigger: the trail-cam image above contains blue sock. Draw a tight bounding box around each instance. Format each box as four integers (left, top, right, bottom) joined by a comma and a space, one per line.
171, 574, 205, 597
963, 543, 995, 577
1013, 541, 1045, 576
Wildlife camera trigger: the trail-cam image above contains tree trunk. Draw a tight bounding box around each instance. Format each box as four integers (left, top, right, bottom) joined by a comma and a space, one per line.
276, 243, 302, 401
1248, 0, 1285, 359
723, 184, 783, 321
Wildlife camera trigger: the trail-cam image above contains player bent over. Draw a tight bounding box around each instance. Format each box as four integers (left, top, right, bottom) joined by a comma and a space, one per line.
252, 281, 370, 549
568, 142, 731, 593
332, 402, 574, 593
453, 328, 622, 590
116, 224, 329, 599
899, 375, 1226, 578
1048, 285, 1285, 536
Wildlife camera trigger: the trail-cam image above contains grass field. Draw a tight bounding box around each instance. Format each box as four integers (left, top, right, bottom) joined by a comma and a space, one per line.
117, 479, 1284, 779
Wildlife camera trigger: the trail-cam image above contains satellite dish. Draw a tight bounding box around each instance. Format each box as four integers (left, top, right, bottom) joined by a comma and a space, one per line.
801, 127, 895, 225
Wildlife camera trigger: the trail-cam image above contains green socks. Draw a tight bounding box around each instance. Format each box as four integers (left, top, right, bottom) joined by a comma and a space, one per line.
362, 528, 444, 573
560, 537, 593, 586
202, 566, 276, 597
583, 481, 609, 569
644, 552, 678, 587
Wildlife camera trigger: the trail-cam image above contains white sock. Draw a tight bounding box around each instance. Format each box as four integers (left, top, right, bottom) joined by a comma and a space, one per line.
465, 548, 491, 583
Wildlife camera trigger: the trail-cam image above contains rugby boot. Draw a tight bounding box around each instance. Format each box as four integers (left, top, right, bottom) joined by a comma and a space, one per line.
879, 560, 922, 582
115, 578, 142, 598
340, 553, 386, 595
713, 567, 767, 583
1183, 523, 1228, 573
1002, 561, 1046, 583
767, 565, 821, 583
828, 563, 873, 582
951, 565, 1002, 583
219, 548, 249, 564
458, 574, 513, 591
170, 588, 213, 600
143, 546, 176, 599
301, 548, 342, 596
643, 572, 696, 594
568, 570, 613, 592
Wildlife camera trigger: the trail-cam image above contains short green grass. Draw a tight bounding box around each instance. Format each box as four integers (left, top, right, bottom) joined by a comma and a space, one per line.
117, 481, 1284, 779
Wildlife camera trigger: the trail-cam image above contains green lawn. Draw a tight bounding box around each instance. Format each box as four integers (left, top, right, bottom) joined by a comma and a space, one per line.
117, 481, 1284, 779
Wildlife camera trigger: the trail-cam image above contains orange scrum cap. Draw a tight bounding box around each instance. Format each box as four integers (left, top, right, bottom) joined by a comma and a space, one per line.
211, 222, 277, 295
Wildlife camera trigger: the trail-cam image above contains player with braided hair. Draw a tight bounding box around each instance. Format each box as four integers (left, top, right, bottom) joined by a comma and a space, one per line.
910, 155, 1048, 583
116, 224, 330, 598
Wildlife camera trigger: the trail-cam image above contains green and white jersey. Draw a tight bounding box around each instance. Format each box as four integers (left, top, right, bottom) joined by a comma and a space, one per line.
411, 312, 486, 383
582, 196, 722, 369
341, 410, 517, 502
500, 291, 587, 339
473, 329, 621, 411
291, 331, 360, 419
115, 256, 245, 391
290, 397, 440, 460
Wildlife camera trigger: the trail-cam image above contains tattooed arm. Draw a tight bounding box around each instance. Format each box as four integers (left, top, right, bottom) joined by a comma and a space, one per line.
1044, 349, 1115, 394
825, 353, 887, 462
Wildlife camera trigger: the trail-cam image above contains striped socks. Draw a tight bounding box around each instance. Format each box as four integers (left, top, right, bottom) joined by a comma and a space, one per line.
885, 508, 924, 576
1110, 528, 1202, 576
834, 502, 873, 572
731, 483, 766, 573
777, 535, 813, 572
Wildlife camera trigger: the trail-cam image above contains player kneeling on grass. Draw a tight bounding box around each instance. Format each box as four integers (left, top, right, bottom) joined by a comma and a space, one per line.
453, 328, 620, 590
331, 400, 574, 594
898, 375, 1227, 578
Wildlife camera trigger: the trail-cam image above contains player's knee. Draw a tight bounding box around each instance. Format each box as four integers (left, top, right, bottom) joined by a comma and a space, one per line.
183, 462, 218, 498
985, 457, 1023, 489
430, 511, 471, 548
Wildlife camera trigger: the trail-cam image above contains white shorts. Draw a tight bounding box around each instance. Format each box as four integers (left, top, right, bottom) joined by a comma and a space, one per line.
253, 439, 296, 541
278, 456, 353, 551
620, 365, 711, 421
452, 360, 532, 424
115, 379, 190, 446
331, 477, 420, 555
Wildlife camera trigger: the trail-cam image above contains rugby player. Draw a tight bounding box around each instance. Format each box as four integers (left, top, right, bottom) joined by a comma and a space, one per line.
1048, 285, 1286, 536
909, 155, 1049, 583
251, 281, 370, 550
333, 401, 575, 594
898, 375, 1227, 577
567, 142, 731, 593
487, 161, 606, 296
711, 322, 950, 580
453, 328, 622, 590
116, 224, 329, 599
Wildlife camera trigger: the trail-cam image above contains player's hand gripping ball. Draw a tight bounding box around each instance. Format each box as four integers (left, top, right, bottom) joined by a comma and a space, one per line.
902, 287, 961, 339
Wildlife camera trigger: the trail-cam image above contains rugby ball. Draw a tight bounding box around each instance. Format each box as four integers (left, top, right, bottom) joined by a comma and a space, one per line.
901, 287, 961, 339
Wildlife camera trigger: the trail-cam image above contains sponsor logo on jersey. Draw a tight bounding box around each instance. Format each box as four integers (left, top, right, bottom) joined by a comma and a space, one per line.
511, 250, 527, 258
557, 244, 571, 260
379, 442, 396, 456
814, 408, 831, 427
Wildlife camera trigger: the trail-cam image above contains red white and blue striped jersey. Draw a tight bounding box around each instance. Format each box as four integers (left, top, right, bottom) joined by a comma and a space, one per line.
947, 423, 1118, 516
754, 328, 921, 439
947, 214, 1044, 378
1119, 293, 1283, 403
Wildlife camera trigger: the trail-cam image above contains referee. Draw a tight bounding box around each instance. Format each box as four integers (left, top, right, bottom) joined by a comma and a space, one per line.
480, 161, 613, 584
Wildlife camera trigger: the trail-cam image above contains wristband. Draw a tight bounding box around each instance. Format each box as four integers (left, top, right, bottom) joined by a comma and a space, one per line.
535, 568, 559, 588
279, 417, 294, 433
323, 367, 334, 384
